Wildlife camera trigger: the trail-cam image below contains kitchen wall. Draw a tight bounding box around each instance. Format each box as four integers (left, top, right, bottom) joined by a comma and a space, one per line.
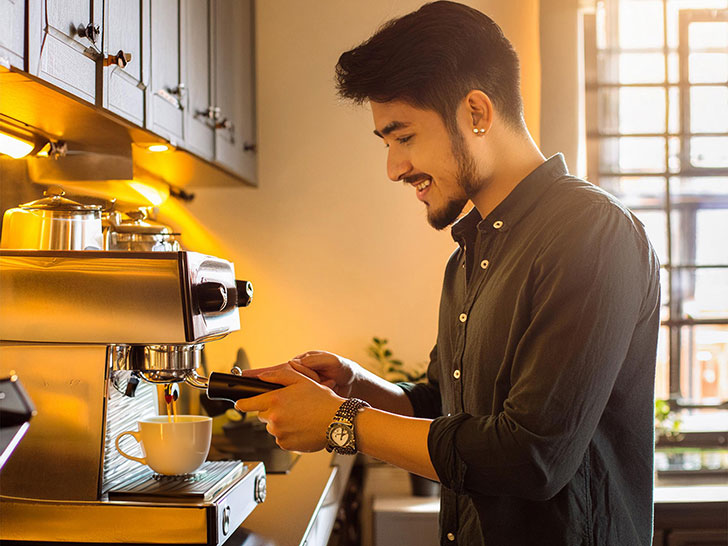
158, 0, 542, 373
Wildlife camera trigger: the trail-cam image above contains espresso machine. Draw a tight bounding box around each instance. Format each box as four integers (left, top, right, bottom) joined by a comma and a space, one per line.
0, 196, 279, 545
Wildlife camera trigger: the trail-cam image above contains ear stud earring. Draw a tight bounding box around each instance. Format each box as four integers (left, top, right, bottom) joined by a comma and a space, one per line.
473, 128, 486, 135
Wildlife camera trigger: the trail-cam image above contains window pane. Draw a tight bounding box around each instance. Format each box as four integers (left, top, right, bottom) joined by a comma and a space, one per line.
690, 136, 728, 168
670, 175, 728, 196
690, 86, 728, 133
617, 53, 666, 84
598, 87, 667, 134
689, 53, 728, 83
668, 52, 680, 84
622, 87, 667, 133
697, 209, 728, 263
679, 325, 728, 403
668, 136, 680, 172
689, 21, 728, 50
669, 87, 681, 133
600, 137, 667, 172
678, 268, 728, 318
619, 0, 665, 49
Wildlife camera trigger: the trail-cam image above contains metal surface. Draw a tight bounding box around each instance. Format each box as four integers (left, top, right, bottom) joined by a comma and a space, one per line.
0, 462, 265, 545
0, 250, 241, 344
0, 343, 108, 501
0, 189, 104, 251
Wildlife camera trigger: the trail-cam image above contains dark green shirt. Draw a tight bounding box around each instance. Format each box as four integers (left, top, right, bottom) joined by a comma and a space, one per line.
401, 154, 660, 545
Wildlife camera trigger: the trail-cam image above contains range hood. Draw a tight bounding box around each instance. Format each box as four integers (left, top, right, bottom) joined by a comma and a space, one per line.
0, 65, 250, 189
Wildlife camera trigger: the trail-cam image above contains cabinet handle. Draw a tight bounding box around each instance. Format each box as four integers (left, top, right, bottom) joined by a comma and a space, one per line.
168, 84, 187, 100
76, 23, 100, 44
195, 106, 233, 133
104, 50, 132, 69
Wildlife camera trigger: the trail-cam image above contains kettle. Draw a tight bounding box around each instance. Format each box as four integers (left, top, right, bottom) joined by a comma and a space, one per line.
0, 186, 103, 250
103, 209, 181, 252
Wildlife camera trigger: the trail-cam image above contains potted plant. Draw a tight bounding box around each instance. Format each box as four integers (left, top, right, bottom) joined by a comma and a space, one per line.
367, 337, 439, 497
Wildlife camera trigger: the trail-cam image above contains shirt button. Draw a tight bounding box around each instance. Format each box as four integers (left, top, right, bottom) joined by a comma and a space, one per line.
447, 532, 455, 541
493, 220, 503, 229
480, 259, 489, 270
458, 313, 467, 323
453, 369, 461, 379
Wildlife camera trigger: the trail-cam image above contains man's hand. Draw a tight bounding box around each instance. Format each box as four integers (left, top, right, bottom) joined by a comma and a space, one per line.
290, 350, 358, 397
234, 362, 344, 452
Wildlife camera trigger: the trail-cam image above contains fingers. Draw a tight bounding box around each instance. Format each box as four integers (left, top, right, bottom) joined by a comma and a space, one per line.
240, 361, 322, 383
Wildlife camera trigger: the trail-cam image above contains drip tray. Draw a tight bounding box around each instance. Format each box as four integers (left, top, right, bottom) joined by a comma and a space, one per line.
107, 460, 246, 502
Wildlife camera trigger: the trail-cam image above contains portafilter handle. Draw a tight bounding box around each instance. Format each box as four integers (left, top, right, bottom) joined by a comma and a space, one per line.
205, 371, 283, 402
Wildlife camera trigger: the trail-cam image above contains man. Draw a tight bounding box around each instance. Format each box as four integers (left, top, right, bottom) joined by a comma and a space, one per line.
235, 2, 661, 544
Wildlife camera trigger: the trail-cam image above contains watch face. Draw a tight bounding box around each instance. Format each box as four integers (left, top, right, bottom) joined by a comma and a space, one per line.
329, 424, 352, 447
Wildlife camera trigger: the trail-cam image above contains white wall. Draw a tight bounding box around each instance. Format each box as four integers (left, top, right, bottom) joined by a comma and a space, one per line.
161, 1, 541, 374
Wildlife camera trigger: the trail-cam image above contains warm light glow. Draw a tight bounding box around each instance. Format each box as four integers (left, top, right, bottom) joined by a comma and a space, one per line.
147, 144, 169, 153
128, 180, 169, 206
0, 131, 34, 159
36, 142, 51, 157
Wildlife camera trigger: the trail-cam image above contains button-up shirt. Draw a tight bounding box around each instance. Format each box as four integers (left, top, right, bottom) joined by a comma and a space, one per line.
400, 154, 660, 545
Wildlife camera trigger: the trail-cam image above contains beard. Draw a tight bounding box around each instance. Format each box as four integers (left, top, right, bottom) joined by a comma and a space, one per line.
427, 132, 484, 230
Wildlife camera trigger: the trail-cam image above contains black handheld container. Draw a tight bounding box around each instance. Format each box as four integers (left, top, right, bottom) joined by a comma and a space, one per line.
206, 371, 283, 402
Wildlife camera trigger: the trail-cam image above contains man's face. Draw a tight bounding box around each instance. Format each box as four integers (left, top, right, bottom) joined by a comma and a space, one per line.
371, 100, 481, 230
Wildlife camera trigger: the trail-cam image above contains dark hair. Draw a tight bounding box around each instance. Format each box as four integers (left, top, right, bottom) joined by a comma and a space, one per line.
335, 1, 524, 132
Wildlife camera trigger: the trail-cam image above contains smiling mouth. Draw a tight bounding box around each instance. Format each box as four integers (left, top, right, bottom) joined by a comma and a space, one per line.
414, 179, 431, 191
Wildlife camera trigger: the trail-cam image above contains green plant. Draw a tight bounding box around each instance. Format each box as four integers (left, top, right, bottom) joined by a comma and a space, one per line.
655, 398, 682, 440
367, 337, 426, 383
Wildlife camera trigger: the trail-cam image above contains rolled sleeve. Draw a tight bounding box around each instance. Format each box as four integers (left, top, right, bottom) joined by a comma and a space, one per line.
428, 413, 470, 493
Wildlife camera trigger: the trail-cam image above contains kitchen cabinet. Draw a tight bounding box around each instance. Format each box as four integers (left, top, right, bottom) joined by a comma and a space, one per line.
27, 0, 101, 105
0, 0, 25, 69
183, 0, 214, 160
148, 0, 186, 145
2, 0, 257, 187
103, 0, 149, 127
213, 0, 256, 184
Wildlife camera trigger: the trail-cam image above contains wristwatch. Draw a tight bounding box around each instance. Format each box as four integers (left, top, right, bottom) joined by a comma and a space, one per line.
325, 398, 370, 455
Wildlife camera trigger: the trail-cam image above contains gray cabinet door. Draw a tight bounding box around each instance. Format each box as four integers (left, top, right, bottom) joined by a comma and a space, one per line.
28, 0, 101, 104
103, 0, 149, 127
148, 0, 185, 144
183, 0, 214, 160
213, 0, 256, 185
0, 0, 25, 69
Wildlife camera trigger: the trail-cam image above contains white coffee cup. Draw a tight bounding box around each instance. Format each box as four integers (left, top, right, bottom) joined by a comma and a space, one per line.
115, 415, 212, 476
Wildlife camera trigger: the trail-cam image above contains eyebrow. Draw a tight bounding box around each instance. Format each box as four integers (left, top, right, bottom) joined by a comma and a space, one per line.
373, 121, 411, 138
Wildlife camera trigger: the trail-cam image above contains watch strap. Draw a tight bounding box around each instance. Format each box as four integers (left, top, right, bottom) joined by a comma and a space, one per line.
327, 398, 370, 455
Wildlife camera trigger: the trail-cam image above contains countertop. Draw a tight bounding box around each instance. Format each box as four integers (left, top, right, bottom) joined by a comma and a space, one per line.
224, 450, 354, 546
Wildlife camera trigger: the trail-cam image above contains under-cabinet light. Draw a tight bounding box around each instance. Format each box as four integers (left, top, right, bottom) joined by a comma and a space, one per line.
147, 144, 170, 153
0, 131, 34, 159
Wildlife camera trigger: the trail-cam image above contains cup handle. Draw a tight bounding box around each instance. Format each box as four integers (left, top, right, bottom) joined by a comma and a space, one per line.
115, 430, 146, 465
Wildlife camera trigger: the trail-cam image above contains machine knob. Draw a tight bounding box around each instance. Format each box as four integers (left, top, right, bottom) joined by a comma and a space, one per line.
234, 280, 254, 307
195, 282, 228, 314
254, 475, 267, 504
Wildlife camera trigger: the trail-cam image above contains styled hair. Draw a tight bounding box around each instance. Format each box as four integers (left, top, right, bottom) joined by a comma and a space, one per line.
335, 1, 524, 132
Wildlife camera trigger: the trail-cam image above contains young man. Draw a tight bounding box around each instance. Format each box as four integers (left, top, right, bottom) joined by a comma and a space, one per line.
235, 2, 661, 544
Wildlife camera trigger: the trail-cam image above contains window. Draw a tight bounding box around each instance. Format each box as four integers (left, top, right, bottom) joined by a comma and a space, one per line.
584, 0, 728, 432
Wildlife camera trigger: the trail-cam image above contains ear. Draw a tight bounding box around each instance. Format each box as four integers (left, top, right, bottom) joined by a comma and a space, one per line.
465, 90, 494, 135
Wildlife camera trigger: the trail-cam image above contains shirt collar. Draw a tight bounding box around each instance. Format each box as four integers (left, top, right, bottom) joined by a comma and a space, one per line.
451, 153, 569, 245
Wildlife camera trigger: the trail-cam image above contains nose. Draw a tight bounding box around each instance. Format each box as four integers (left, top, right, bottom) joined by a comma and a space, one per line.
386, 146, 412, 182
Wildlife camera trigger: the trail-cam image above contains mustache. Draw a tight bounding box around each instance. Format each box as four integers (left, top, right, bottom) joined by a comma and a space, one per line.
401, 173, 432, 184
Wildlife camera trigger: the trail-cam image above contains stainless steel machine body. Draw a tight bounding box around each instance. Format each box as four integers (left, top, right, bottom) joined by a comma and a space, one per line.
0, 250, 265, 545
